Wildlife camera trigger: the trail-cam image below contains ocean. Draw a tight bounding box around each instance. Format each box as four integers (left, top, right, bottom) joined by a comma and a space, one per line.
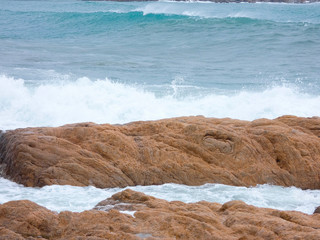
1, 177, 320, 214
1, 0, 320, 213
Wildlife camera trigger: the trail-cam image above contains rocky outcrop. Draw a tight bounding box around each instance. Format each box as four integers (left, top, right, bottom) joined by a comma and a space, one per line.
314, 206, 320, 214
1, 115, 320, 189
1, 189, 320, 239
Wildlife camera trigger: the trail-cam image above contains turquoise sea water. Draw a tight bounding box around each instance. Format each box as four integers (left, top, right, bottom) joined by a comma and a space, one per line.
0, 0, 319, 129
1, 1, 320, 214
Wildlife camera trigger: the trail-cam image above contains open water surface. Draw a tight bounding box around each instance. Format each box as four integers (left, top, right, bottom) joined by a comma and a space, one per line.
0, 0, 319, 129
0, 0, 320, 213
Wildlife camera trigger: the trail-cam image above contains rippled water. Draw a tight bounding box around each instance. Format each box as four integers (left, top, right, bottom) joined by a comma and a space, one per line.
0, 0, 319, 130
1, 0, 319, 213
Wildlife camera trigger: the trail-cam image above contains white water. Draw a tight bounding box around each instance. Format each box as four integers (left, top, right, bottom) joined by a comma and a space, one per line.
136, 2, 320, 24
1, 75, 320, 130
1, 177, 319, 214
3, 1, 319, 24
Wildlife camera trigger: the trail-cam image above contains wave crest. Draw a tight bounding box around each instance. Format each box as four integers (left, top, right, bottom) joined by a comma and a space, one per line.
1, 75, 320, 130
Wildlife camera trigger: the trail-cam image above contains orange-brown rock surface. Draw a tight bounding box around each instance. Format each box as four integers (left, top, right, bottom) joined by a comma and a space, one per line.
1, 189, 320, 240
1, 115, 320, 189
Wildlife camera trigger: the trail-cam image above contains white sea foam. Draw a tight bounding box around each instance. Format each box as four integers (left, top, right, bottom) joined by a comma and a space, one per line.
135, 2, 217, 18
135, 2, 320, 24
0, 177, 319, 214
2, 1, 319, 24
0, 177, 119, 212
1, 75, 320, 130
119, 210, 136, 217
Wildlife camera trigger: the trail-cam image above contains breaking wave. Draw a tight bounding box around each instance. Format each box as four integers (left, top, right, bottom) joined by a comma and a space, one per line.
1, 74, 319, 130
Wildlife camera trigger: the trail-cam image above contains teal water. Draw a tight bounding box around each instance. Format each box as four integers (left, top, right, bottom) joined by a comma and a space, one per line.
1, 1, 320, 214
0, 0, 319, 129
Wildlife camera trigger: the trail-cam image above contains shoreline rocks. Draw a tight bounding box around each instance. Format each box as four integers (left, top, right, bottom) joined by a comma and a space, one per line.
1, 115, 320, 189
314, 206, 320, 214
1, 189, 320, 239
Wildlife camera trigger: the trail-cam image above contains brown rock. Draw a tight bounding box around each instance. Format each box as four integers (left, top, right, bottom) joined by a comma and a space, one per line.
1, 189, 320, 239
1, 115, 320, 189
313, 206, 320, 214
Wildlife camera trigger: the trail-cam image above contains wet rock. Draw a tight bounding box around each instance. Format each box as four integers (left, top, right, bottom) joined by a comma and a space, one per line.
314, 206, 320, 214
1, 190, 320, 239
1, 116, 320, 189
